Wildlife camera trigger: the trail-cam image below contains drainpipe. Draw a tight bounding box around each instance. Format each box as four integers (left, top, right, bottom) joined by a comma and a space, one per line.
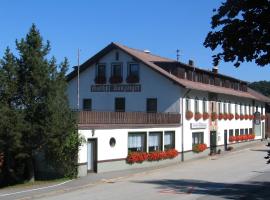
181, 88, 191, 162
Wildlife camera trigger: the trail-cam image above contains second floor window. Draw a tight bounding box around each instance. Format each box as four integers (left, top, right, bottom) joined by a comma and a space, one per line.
218, 102, 222, 114
110, 63, 123, 84
235, 103, 238, 114
186, 97, 191, 112
203, 98, 207, 113
95, 64, 106, 84
83, 99, 92, 111
127, 63, 139, 83
195, 98, 199, 113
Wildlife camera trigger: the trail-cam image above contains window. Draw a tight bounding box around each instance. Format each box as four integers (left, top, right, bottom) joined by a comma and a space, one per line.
223, 102, 227, 113
229, 129, 234, 136
240, 129, 244, 135
245, 128, 249, 135
244, 104, 247, 115
228, 102, 231, 113
127, 63, 139, 83
147, 98, 157, 113
235, 103, 238, 114
128, 132, 146, 152
96, 64, 106, 77
111, 63, 122, 77
115, 97, 125, 112
186, 97, 191, 111
149, 132, 162, 152
115, 52, 119, 60
240, 103, 243, 114
249, 104, 251, 115
203, 98, 207, 113
83, 99, 92, 110
192, 132, 204, 145
164, 131, 175, 150
109, 138, 116, 147
218, 102, 222, 114
195, 98, 199, 113
261, 105, 264, 115
235, 129, 239, 136
249, 128, 253, 134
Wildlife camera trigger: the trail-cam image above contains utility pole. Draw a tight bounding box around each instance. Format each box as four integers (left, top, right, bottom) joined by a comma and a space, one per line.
77, 49, 80, 110
176, 49, 180, 61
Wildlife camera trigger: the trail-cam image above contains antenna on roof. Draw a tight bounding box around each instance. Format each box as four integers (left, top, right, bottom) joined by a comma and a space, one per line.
176, 49, 183, 62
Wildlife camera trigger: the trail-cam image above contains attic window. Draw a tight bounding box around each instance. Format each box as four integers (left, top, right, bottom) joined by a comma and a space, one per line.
115, 52, 119, 60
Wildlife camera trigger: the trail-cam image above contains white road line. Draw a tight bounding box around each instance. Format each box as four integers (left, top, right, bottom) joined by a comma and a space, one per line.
0, 180, 72, 197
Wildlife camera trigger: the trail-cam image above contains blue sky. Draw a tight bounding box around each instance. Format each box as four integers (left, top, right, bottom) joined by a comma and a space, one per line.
0, 0, 269, 82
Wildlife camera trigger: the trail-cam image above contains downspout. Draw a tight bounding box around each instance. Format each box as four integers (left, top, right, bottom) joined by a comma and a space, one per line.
181, 88, 191, 162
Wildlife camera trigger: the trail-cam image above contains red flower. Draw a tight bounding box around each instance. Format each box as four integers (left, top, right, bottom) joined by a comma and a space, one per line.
249, 115, 254, 120
228, 113, 234, 120
235, 114, 240, 120
195, 112, 202, 121
203, 112, 209, 120
211, 112, 218, 121
244, 114, 249, 120
229, 136, 235, 142
192, 143, 207, 153
186, 111, 193, 120
223, 113, 228, 120
218, 113, 223, 120
240, 114, 245, 120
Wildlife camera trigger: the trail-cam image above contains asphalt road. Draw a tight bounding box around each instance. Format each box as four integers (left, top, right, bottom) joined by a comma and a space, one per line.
1, 142, 270, 200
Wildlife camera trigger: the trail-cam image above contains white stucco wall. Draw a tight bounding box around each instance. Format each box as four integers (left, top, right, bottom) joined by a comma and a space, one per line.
68, 49, 182, 113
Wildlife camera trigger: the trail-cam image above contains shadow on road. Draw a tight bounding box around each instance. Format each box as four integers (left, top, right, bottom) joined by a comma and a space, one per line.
133, 179, 270, 199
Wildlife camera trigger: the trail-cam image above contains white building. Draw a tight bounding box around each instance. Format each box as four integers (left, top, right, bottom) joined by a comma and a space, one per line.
67, 42, 270, 176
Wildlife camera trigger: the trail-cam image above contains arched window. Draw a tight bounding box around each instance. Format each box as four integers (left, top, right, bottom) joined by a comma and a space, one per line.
185, 97, 191, 112
235, 103, 238, 114
223, 101, 227, 113
240, 103, 243, 114
228, 101, 231, 114
194, 97, 199, 113
203, 98, 207, 113
218, 101, 222, 114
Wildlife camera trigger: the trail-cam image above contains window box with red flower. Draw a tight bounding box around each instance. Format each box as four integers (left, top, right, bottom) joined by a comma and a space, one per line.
229, 135, 236, 142
223, 113, 228, 120
240, 114, 245, 120
186, 111, 193, 120
211, 112, 218, 121
126, 75, 139, 83
249, 115, 254, 120
192, 143, 207, 153
109, 76, 123, 84
203, 112, 209, 120
94, 76, 106, 84
194, 112, 202, 121
228, 113, 234, 120
244, 114, 249, 120
218, 113, 223, 120
235, 113, 240, 120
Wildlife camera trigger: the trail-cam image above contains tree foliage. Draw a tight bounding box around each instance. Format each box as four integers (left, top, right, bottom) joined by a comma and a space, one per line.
204, 0, 270, 67
0, 25, 80, 186
249, 81, 270, 97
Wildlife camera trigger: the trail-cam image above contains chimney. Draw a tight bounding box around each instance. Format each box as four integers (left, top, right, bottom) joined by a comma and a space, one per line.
212, 65, 218, 74
144, 49, 151, 54
188, 59, 194, 66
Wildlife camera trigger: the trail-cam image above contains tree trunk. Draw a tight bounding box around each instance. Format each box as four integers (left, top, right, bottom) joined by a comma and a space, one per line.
26, 157, 35, 182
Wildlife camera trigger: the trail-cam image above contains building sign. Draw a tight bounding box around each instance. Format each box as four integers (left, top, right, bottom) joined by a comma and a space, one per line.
91, 84, 141, 92
190, 122, 207, 129
254, 111, 261, 125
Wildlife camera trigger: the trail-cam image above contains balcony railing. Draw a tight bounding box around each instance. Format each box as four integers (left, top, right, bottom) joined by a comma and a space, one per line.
77, 111, 181, 127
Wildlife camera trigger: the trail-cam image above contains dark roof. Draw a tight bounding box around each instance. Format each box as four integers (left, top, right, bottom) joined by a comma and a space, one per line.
66, 42, 270, 103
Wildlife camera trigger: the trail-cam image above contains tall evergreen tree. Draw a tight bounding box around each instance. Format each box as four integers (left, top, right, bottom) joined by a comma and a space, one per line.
0, 48, 25, 186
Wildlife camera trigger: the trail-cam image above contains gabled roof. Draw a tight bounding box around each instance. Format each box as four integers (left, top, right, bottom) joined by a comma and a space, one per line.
66, 42, 270, 103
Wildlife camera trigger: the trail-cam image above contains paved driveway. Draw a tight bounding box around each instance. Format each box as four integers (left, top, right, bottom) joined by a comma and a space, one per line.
41, 142, 270, 200
1, 141, 270, 200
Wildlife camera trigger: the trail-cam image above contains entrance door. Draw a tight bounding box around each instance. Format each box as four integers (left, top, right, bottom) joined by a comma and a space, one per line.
210, 131, 217, 153
224, 130, 228, 151
87, 139, 97, 172
262, 122, 265, 139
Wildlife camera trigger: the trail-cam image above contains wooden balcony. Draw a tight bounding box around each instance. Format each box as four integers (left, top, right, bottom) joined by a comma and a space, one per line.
77, 111, 181, 129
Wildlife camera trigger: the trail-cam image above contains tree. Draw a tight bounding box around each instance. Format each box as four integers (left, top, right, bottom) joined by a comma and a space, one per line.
0, 24, 80, 185
0, 48, 26, 186
204, 0, 270, 67
249, 81, 270, 97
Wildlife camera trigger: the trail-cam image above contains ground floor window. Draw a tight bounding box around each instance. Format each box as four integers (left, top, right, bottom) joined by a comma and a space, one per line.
235, 129, 239, 136
148, 132, 162, 152
249, 128, 253, 134
245, 128, 249, 135
164, 131, 175, 150
192, 132, 204, 145
128, 132, 146, 152
240, 129, 244, 135
229, 129, 234, 136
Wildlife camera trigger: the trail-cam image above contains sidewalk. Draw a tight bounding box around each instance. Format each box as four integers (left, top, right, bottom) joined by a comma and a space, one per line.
0, 140, 267, 200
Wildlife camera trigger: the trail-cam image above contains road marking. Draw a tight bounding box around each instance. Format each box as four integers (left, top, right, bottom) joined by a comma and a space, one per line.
0, 180, 72, 197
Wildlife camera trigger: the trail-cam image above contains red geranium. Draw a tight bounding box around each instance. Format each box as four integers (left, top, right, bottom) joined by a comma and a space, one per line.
186, 111, 193, 120
235, 114, 240, 120
211, 112, 218, 121
249, 115, 254, 120
228, 113, 234, 120
244, 114, 249, 120
218, 113, 223, 120
195, 112, 202, 121
240, 114, 245, 120
223, 113, 228, 120
192, 143, 207, 153
229, 136, 235, 142
203, 112, 209, 120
